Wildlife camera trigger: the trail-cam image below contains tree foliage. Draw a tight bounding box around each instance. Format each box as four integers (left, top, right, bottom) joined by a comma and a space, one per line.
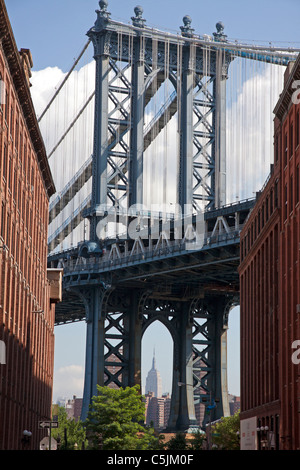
211, 412, 240, 450
85, 385, 160, 450
188, 429, 206, 450
51, 406, 87, 450
163, 430, 206, 450
165, 432, 189, 450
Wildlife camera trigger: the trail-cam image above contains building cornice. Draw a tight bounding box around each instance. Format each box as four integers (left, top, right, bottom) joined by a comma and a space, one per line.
0, 0, 55, 198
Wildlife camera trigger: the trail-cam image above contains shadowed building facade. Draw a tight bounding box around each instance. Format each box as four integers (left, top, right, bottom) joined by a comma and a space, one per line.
0, 1, 60, 450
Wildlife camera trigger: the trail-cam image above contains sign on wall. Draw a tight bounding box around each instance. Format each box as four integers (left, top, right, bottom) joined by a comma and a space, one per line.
240, 416, 257, 450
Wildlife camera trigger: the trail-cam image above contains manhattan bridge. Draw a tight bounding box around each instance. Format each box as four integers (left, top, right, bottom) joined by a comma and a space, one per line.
42, 1, 299, 430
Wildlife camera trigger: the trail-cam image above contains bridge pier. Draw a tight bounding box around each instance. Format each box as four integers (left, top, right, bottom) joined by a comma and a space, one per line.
167, 300, 198, 432
75, 281, 235, 430
199, 296, 232, 426
77, 286, 107, 420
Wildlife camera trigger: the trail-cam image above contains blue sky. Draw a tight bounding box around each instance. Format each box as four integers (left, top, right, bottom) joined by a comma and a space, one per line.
5, 0, 300, 402
6, 0, 300, 72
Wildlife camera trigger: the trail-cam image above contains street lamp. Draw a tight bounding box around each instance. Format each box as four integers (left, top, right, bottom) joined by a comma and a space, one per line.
257, 426, 269, 450
21, 430, 32, 448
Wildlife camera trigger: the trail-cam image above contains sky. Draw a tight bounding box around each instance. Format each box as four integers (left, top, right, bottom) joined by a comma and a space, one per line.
5, 0, 300, 404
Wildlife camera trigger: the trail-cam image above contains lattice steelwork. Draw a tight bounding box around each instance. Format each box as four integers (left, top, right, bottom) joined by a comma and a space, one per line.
83, 3, 232, 248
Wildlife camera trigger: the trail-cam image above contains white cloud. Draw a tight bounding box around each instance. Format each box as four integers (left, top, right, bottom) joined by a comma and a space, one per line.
31, 67, 66, 117
53, 365, 84, 402
226, 59, 285, 203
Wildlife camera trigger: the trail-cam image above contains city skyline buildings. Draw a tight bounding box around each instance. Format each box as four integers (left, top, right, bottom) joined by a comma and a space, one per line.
145, 349, 163, 398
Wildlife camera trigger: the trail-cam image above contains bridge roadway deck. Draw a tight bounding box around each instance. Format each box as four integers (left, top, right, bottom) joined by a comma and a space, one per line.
48, 198, 255, 325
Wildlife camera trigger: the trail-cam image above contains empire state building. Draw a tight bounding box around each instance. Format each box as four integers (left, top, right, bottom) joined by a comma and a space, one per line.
145, 350, 162, 397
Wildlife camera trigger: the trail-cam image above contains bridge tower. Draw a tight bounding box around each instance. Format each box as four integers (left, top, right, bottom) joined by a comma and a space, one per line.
61, 1, 238, 430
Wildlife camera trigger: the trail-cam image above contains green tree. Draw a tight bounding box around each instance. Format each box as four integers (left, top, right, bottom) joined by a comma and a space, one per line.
164, 430, 205, 450
165, 432, 189, 450
51, 406, 87, 450
211, 412, 240, 450
189, 429, 206, 450
85, 384, 160, 450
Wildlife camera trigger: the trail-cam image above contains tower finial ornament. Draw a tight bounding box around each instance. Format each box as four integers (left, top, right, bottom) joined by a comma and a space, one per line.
213, 21, 227, 42
99, 0, 109, 15
94, 0, 111, 29
180, 15, 195, 37
132, 5, 146, 28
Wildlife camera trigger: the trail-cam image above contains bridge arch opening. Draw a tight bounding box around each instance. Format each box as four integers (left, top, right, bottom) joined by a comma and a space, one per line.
143, 74, 178, 209
141, 320, 173, 430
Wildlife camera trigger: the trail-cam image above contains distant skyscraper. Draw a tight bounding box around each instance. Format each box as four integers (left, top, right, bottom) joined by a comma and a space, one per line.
145, 350, 162, 398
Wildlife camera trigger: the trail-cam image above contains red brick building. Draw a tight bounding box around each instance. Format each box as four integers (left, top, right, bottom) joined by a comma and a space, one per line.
0, 1, 61, 450
274, 58, 300, 450
239, 57, 300, 450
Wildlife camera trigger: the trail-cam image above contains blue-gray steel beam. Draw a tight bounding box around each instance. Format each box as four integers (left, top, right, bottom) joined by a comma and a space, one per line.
168, 302, 198, 431
80, 287, 106, 421
178, 43, 194, 209
214, 50, 228, 208
87, 28, 110, 240
129, 36, 145, 207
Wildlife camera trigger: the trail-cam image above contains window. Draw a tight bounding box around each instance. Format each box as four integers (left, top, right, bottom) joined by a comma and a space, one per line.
275, 134, 279, 163
296, 164, 299, 204
4, 90, 8, 122
11, 223, 15, 256
274, 180, 279, 208
15, 119, 19, 153
23, 143, 27, 177
284, 183, 288, 220
10, 105, 14, 137
0, 203, 5, 239
0, 72, 3, 111
8, 157, 12, 190
296, 111, 300, 147
284, 132, 288, 167
290, 121, 294, 158
2, 143, 7, 180
13, 169, 17, 202
6, 212, 10, 245
290, 174, 293, 212
270, 189, 274, 214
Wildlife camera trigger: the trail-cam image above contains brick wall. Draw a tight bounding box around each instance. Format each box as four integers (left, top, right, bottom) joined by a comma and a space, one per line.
0, 1, 56, 450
